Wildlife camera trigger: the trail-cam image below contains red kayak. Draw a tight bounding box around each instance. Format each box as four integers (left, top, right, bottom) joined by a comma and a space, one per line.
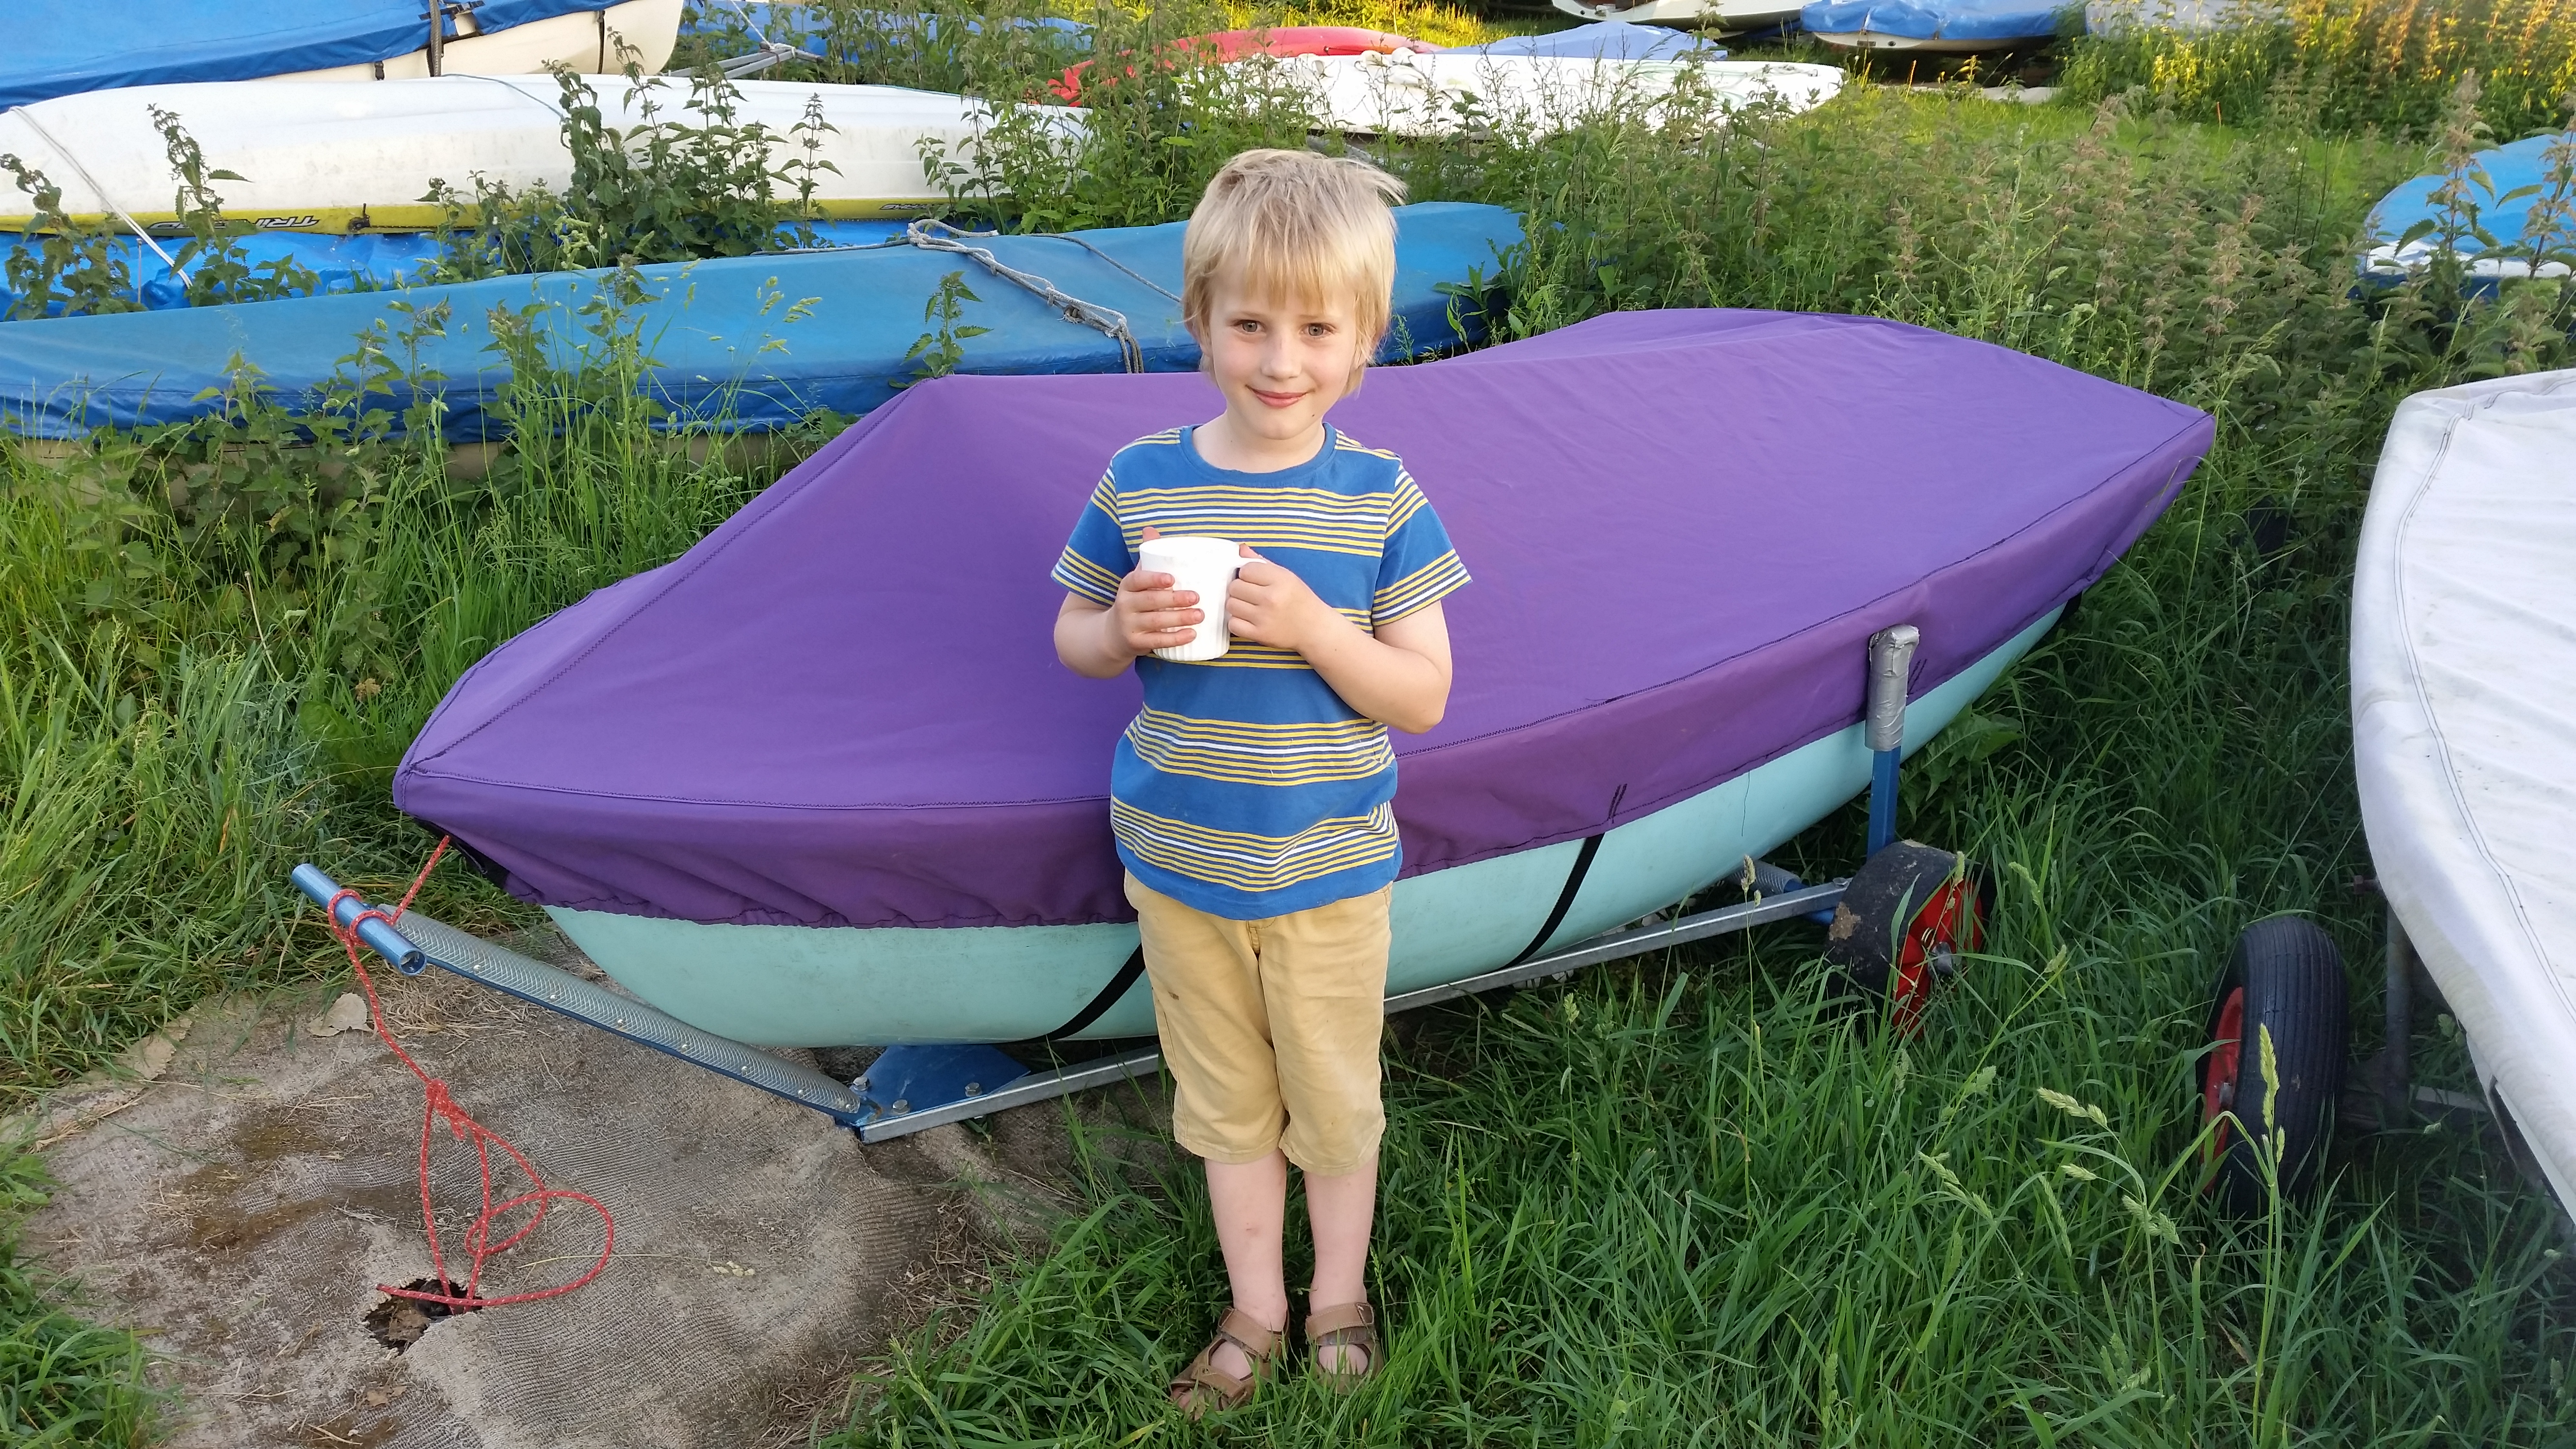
1050, 25, 1435, 102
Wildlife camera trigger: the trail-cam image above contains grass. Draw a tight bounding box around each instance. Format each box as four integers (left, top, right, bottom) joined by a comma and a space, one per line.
822, 60, 2576, 1449
2, 0, 2575, 1439
0, 1152, 158, 1446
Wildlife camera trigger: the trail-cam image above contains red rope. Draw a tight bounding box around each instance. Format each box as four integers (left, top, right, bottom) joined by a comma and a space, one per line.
325, 837, 614, 1312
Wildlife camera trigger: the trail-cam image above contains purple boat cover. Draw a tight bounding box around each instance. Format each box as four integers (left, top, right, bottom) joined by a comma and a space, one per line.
396, 310, 2211, 929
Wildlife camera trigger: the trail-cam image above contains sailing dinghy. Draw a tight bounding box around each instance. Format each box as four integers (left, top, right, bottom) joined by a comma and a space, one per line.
1801, 0, 2064, 50
383, 309, 2211, 1050
2353, 368, 2576, 1212
0, 203, 1518, 439
0, 75, 1051, 235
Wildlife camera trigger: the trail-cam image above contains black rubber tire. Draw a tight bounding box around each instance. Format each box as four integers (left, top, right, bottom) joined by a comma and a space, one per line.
1823, 840, 1986, 1033
2201, 917, 2350, 1216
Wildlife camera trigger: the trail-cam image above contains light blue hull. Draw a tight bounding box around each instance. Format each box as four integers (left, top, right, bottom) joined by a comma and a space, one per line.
550, 610, 2057, 1046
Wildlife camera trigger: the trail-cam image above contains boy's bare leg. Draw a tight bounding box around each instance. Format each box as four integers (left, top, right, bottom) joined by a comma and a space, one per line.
1201, 1151, 1290, 1382
1304, 1150, 1380, 1372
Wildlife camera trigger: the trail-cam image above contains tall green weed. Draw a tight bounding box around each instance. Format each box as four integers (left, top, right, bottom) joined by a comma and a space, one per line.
422, 65, 844, 279
2065, 0, 2576, 140
0, 271, 814, 1113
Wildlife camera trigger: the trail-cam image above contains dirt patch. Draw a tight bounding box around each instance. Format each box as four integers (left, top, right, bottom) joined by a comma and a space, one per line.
24, 924, 1164, 1449
364, 1279, 478, 1352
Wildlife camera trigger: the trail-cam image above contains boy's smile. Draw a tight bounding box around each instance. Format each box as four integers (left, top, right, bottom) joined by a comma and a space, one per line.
1191, 275, 1366, 473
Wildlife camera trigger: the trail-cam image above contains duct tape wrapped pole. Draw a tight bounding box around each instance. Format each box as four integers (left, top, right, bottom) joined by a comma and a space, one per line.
1865, 624, 1919, 857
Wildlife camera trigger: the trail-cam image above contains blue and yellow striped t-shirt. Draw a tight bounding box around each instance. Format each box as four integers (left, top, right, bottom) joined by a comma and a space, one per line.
1053, 425, 1471, 920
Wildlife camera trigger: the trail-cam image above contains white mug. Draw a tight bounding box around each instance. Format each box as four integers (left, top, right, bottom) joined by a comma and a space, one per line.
1137, 535, 1247, 662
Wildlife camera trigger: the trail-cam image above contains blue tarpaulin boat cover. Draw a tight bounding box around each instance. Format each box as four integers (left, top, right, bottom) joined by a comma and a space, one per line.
0, 203, 1521, 440
0, 1, 630, 109
677, 2, 1092, 60
2367, 133, 2570, 256
1441, 19, 1726, 61
0, 222, 910, 320
1801, 0, 2069, 41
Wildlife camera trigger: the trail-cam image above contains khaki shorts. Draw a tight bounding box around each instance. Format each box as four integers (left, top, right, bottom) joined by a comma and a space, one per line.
1127, 873, 1391, 1176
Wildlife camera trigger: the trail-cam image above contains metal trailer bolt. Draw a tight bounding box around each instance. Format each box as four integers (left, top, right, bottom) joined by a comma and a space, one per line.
890, 1099, 910, 1114
964, 1082, 982, 1096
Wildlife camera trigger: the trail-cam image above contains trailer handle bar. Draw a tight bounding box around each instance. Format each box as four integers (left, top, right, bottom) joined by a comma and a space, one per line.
291, 863, 427, 974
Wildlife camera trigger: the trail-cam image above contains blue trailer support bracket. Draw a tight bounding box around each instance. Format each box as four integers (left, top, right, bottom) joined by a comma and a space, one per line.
291, 865, 873, 1129
1867, 749, 1902, 857
854, 1046, 1164, 1144
290, 863, 1846, 1143
854, 1044, 1030, 1122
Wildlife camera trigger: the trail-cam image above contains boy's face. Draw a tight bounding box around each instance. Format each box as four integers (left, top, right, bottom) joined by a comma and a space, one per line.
1200, 274, 1367, 451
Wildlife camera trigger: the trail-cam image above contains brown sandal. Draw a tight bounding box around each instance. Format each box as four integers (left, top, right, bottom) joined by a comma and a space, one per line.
1168, 1306, 1285, 1418
1305, 1300, 1382, 1390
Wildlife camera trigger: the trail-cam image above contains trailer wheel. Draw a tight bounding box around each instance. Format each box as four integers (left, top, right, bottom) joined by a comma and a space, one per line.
2201, 917, 2349, 1215
1824, 841, 1987, 1034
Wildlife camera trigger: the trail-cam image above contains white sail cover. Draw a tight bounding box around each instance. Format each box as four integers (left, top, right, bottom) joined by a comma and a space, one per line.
2353, 368, 2576, 1206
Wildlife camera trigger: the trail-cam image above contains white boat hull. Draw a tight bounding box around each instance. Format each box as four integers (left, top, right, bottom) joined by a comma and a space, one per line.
0, 75, 1045, 233
1282, 51, 1844, 137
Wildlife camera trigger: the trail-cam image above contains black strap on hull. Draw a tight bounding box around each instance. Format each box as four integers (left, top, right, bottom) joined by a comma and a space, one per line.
1510, 834, 1604, 966
1037, 945, 1148, 1042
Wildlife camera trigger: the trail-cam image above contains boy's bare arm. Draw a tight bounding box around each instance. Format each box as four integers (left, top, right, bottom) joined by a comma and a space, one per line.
1227, 551, 1452, 734
1055, 577, 1205, 679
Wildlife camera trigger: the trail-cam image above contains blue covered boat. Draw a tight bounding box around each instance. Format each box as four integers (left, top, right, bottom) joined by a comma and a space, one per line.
1448, 18, 1728, 59
0, 204, 1519, 441
1802, 0, 2070, 50
0, 222, 909, 321
677, 0, 1091, 61
0, 0, 679, 107
2360, 131, 2576, 290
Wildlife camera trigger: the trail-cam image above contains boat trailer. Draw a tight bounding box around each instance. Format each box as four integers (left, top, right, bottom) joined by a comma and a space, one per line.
296, 628, 1956, 1144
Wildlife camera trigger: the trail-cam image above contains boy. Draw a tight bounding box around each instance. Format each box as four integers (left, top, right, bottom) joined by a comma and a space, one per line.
1051, 149, 1468, 1415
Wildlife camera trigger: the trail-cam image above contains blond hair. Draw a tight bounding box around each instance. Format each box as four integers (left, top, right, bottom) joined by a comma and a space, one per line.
1181, 149, 1406, 358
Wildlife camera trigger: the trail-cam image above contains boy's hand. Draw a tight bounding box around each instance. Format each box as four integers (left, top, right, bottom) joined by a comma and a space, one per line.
1226, 546, 1337, 653
1111, 524, 1203, 657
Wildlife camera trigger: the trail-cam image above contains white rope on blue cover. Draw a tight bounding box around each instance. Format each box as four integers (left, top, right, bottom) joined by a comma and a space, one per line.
719, 42, 803, 77
4, 104, 188, 293
714, 0, 803, 77
901, 218, 1152, 371
1039, 231, 1182, 304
